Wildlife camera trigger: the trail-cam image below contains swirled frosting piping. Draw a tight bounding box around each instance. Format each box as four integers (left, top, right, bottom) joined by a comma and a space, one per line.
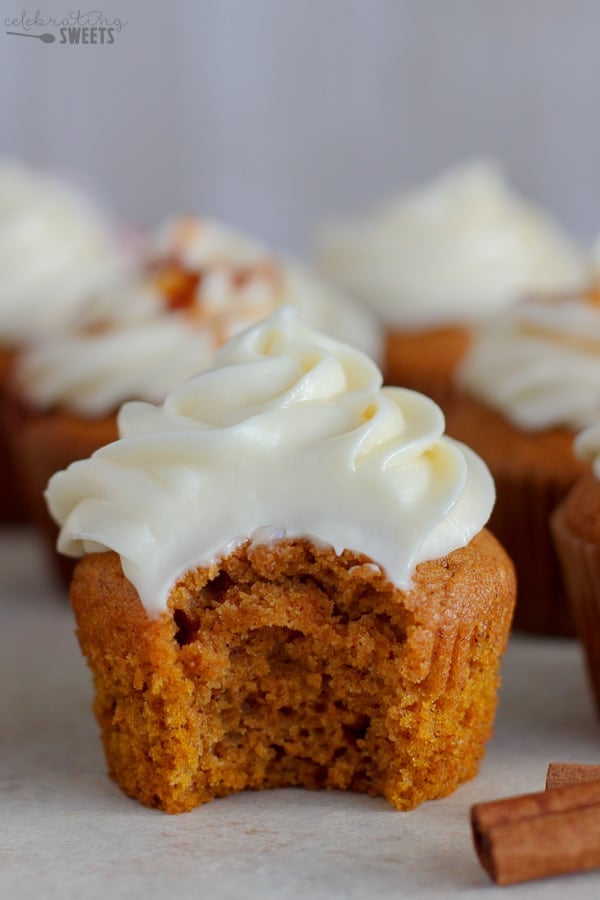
46, 308, 494, 614
458, 293, 600, 431
317, 161, 587, 328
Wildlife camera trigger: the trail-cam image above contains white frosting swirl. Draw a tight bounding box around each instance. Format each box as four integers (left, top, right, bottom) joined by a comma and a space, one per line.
46, 309, 494, 615
0, 162, 129, 345
18, 217, 382, 415
458, 295, 600, 431
574, 425, 600, 480
317, 161, 587, 328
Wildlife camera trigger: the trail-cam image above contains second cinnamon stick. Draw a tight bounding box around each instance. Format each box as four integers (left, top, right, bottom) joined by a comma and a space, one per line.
546, 762, 600, 790
471, 780, 600, 885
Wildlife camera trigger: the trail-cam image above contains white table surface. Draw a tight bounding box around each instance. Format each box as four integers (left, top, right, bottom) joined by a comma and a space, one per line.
2, 529, 600, 900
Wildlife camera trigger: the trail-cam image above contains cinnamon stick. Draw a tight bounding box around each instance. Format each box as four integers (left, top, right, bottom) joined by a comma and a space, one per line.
471, 781, 600, 885
546, 762, 600, 790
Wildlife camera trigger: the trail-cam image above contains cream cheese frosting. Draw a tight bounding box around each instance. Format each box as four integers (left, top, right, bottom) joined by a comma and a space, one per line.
575, 425, 600, 480
458, 293, 600, 431
0, 162, 128, 345
317, 161, 587, 328
46, 308, 494, 615
18, 216, 383, 415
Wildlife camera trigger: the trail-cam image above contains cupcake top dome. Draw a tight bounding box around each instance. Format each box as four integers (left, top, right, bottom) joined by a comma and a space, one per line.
458, 289, 600, 432
46, 308, 494, 614
317, 160, 588, 328
0, 161, 128, 345
17, 216, 382, 416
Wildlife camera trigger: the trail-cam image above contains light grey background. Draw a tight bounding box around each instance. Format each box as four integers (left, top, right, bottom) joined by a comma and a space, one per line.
1, 0, 599, 252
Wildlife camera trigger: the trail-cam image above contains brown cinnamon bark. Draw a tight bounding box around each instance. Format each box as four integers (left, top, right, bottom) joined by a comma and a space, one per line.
546, 763, 600, 790
471, 781, 600, 885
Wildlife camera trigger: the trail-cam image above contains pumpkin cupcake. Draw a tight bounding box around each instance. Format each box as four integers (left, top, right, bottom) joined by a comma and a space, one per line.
448, 289, 600, 635
552, 426, 600, 713
45, 308, 515, 814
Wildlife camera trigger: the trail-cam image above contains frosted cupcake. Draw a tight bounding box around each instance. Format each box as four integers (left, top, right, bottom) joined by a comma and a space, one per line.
317, 161, 587, 404
0, 161, 129, 521
552, 426, 600, 714
8, 216, 381, 577
447, 291, 600, 635
46, 308, 515, 813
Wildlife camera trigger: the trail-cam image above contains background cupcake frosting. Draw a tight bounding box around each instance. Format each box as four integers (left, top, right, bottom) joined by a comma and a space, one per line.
316, 161, 588, 328
458, 293, 600, 432
0, 162, 130, 345
15, 215, 382, 417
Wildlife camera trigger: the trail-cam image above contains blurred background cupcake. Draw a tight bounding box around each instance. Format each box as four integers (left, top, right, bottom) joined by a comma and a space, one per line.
552, 425, 600, 712
0, 161, 132, 522
6, 214, 381, 581
447, 290, 600, 635
316, 161, 588, 404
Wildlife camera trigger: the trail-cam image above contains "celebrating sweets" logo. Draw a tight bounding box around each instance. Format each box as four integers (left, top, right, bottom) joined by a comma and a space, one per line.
5, 9, 127, 44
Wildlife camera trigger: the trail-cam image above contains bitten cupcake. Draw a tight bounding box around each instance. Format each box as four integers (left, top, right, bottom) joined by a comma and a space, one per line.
0, 161, 128, 521
7, 216, 381, 579
46, 308, 515, 814
552, 426, 600, 714
447, 291, 600, 635
317, 161, 587, 405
